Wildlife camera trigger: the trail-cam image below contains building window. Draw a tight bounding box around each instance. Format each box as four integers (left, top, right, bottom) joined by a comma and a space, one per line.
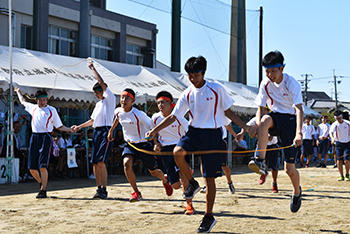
20, 25, 33, 49
126, 43, 144, 65
91, 35, 113, 61
48, 25, 77, 56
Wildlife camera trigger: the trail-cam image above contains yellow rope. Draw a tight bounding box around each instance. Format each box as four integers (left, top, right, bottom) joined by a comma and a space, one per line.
127, 141, 294, 156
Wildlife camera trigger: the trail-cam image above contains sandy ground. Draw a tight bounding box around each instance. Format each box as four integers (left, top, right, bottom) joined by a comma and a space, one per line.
1, 166, 350, 234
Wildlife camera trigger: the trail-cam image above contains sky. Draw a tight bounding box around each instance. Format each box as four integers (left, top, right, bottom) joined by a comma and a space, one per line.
107, 0, 350, 101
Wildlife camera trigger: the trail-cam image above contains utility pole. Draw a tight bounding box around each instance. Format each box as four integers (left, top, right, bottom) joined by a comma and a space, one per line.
331, 69, 343, 111
300, 74, 312, 106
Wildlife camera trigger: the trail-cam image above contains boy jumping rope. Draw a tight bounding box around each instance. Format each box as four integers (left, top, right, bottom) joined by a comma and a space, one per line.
247, 51, 303, 213
147, 56, 249, 233
152, 91, 195, 215
72, 62, 116, 199
107, 89, 172, 202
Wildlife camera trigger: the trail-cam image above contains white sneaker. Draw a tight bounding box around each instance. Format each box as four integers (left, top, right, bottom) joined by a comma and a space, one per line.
89, 174, 96, 179
200, 186, 206, 193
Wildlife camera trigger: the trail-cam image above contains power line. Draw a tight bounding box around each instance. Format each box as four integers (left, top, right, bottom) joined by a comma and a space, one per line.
126, 0, 259, 37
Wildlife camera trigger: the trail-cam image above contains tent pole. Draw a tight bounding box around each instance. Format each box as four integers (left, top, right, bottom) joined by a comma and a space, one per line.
6, 0, 14, 184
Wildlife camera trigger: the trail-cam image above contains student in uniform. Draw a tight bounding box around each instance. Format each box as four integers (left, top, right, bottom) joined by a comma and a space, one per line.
152, 91, 195, 215
316, 115, 330, 168
300, 117, 315, 167
329, 111, 350, 181
15, 88, 72, 198
72, 62, 116, 199
108, 89, 172, 202
146, 56, 250, 233
247, 51, 303, 213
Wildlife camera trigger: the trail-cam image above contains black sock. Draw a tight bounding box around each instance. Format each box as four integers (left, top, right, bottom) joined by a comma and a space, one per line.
204, 213, 213, 217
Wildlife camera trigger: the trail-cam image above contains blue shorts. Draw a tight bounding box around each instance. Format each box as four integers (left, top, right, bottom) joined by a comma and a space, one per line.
318, 139, 329, 157
91, 127, 113, 164
268, 112, 297, 164
123, 142, 158, 170
301, 139, 313, 156
28, 133, 52, 170
160, 145, 179, 185
177, 126, 226, 178
335, 141, 350, 161
266, 144, 280, 170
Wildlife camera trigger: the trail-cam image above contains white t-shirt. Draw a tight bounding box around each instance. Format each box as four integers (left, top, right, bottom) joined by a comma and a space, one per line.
247, 116, 278, 145
91, 87, 116, 128
115, 107, 152, 143
317, 123, 330, 139
330, 120, 350, 143
255, 73, 303, 115
172, 80, 234, 129
302, 124, 315, 140
25, 103, 63, 133
152, 112, 189, 146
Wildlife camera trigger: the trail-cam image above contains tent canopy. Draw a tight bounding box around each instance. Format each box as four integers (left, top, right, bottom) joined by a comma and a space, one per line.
0, 45, 321, 117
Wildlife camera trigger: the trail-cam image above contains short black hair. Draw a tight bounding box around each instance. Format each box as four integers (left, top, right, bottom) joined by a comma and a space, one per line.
92, 82, 107, 92
334, 110, 343, 117
184, 56, 207, 74
123, 88, 135, 99
262, 51, 284, 67
35, 90, 48, 98
156, 91, 173, 102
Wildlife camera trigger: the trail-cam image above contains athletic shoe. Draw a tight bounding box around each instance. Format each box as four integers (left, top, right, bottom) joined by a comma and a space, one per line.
93, 187, 106, 199
163, 177, 173, 196
36, 190, 47, 199
200, 186, 207, 194
305, 163, 309, 168
129, 191, 142, 202
228, 182, 235, 194
101, 188, 108, 199
300, 161, 304, 168
248, 158, 267, 175
272, 183, 278, 193
333, 164, 337, 168
290, 186, 302, 213
321, 162, 327, 168
184, 204, 195, 215
258, 172, 268, 185
345, 174, 350, 181
316, 163, 322, 168
337, 176, 344, 181
183, 179, 200, 199
197, 215, 217, 233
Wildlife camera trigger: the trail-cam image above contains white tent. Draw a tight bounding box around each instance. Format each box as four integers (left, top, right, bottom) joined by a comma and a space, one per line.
0, 45, 321, 117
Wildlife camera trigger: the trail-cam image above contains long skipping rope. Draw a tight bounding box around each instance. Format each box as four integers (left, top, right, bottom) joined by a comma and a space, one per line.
127, 138, 295, 156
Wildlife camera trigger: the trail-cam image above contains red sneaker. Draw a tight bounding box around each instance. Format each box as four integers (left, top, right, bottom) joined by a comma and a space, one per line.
272, 183, 278, 193
258, 173, 268, 185
129, 191, 142, 202
163, 176, 173, 196
184, 204, 195, 215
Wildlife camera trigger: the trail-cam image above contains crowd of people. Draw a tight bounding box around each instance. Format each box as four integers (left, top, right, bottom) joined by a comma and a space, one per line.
4, 50, 349, 233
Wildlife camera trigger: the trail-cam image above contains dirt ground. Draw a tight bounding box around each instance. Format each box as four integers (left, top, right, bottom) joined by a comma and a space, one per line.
1, 166, 350, 234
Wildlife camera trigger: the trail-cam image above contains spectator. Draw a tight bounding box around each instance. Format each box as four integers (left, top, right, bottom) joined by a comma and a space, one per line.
73, 131, 86, 148
58, 133, 73, 149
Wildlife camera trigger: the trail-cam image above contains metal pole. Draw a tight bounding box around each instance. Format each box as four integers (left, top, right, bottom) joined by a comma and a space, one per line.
84, 110, 89, 178
333, 69, 338, 111
6, 0, 14, 184
258, 6, 263, 85
171, 0, 181, 72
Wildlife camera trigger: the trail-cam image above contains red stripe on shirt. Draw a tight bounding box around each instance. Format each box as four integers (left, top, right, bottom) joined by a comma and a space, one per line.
175, 117, 182, 137
46, 109, 52, 129
264, 81, 274, 106
154, 116, 160, 126
208, 86, 218, 128
186, 90, 193, 119
132, 112, 141, 139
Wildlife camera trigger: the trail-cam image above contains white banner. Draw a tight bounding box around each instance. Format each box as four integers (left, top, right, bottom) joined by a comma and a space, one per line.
0, 158, 19, 184
67, 148, 78, 168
